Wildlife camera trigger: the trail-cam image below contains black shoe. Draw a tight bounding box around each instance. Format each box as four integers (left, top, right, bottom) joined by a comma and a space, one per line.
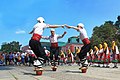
51, 61, 56, 66
106, 66, 110, 68
115, 66, 118, 68
113, 66, 118, 68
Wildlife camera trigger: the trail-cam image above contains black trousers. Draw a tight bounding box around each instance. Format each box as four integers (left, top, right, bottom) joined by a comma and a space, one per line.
78, 43, 91, 60
50, 47, 59, 61
29, 39, 48, 60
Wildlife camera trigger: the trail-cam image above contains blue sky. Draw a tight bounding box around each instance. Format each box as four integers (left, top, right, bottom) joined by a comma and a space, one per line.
0, 0, 120, 47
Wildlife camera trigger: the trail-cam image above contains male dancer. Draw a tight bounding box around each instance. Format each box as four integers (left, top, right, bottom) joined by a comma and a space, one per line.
65, 23, 91, 69
42, 29, 66, 66
29, 17, 64, 68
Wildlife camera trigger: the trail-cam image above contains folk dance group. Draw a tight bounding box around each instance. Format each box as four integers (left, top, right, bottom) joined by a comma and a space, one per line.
87, 41, 119, 68
29, 16, 119, 71
29, 16, 91, 69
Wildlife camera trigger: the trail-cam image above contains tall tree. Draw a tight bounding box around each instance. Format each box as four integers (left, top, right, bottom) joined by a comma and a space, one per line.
90, 21, 117, 48
0, 41, 22, 53
114, 16, 120, 47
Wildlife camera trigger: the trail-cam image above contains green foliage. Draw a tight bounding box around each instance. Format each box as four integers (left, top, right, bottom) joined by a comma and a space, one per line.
114, 16, 120, 49
0, 41, 22, 53
90, 21, 118, 48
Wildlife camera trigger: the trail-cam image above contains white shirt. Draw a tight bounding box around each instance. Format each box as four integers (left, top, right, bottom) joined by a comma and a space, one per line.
116, 46, 119, 54
78, 28, 88, 40
33, 23, 49, 35
26, 49, 34, 55
42, 34, 63, 43
45, 49, 50, 55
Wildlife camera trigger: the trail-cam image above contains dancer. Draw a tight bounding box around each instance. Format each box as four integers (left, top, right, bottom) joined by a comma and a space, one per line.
98, 43, 104, 67
111, 41, 119, 68
88, 49, 93, 66
75, 48, 80, 65
42, 29, 66, 67
59, 50, 66, 65
29, 17, 64, 68
93, 46, 99, 67
65, 23, 91, 70
67, 49, 74, 66
103, 42, 110, 68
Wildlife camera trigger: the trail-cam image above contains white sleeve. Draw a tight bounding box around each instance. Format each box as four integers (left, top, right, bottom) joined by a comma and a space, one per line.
44, 24, 50, 28
33, 24, 38, 29
42, 36, 50, 40
116, 46, 119, 54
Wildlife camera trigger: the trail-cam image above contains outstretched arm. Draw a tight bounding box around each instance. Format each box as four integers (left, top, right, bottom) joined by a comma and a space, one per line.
42, 36, 50, 40
64, 24, 79, 31
49, 25, 64, 28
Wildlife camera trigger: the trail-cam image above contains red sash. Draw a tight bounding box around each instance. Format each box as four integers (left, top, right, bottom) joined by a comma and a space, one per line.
51, 43, 58, 48
31, 33, 41, 41
82, 38, 90, 45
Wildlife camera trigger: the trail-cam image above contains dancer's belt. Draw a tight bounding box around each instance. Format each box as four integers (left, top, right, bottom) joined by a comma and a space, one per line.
51, 43, 58, 48
82, 38, 90, 45
31, 33, 41, 41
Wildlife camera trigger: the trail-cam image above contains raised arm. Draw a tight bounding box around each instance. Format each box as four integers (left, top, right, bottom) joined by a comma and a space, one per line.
61, 31, 67, 37
58, 31, 67, 39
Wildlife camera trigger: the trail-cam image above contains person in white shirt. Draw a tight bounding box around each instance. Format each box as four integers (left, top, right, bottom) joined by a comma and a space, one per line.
42, 29, 66, 66
29, 17, 64, 68
65, 23, 91, 68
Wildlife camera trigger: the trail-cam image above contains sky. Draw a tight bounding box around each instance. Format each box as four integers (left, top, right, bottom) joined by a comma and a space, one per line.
0, 0, 120, 47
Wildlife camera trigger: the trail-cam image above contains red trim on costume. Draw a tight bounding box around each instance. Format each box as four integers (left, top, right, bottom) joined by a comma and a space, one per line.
31, 33, 41, 41
31, 54, 35, 57
51, 43, 58, 48
82, 38, 90, 45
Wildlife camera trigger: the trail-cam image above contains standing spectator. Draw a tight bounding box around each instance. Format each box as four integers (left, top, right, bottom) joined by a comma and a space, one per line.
2, 52, 6, 65
24, 51, 30, 66
17, 52, 21, 66
14, 52, 19, 66
9, 52, 14, 65
21, 52, 25, 65
5, 53, 9, 65
0, 52, 3, 65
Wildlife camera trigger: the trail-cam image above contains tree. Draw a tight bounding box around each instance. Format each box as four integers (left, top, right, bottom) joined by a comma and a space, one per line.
0, 41, 22, 53
114, 16, 120, 48
90, 21, 117, 48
